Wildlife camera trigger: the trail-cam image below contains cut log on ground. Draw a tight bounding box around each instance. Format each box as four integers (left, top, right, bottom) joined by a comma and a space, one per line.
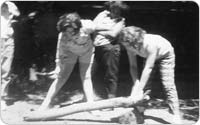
24, 95, 149, 121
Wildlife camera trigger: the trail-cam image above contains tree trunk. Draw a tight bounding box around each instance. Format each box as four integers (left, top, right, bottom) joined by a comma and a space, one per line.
24, 96, 149, 121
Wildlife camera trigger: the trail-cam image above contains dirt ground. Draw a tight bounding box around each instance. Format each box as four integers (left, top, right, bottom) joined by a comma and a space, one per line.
0, 73, 199, 125
0, 89, 199, 125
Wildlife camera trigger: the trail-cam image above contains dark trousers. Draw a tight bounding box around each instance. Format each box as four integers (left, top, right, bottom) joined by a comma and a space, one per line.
94, 43, 121, 97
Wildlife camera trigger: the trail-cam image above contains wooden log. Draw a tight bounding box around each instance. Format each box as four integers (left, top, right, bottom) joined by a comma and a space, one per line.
24, 95, 149, 121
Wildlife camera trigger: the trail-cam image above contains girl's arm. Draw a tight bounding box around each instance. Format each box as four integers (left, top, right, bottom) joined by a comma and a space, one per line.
93, 10, 110, 30
126, 50, 141, 97
128, 46, 157, 102
127, 50, 138, 86
93, 10, 125, 32
136, 46, 157, 92
97, 19, 125, 38
93, 10, 112, 31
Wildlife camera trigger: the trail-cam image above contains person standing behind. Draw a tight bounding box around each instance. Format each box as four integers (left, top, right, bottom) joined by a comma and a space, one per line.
38, 12, 96, 110
93, 1, 129, 99
1, 1, 20, 110
118, 26, 182, 124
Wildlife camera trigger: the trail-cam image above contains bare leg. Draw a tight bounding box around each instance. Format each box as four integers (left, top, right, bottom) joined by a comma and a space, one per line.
38, 53, 77, 110
79, 50, 95, 102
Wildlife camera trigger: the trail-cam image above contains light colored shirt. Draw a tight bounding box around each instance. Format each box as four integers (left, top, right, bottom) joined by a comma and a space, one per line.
57, 19, 95, 56
130, 34, 173, 60
93, 11, 125, 46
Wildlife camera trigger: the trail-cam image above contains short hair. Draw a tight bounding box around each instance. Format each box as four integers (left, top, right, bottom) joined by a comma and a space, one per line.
119, 26, 146, 45
57, 12, 82, 32
104, 1, 129, 17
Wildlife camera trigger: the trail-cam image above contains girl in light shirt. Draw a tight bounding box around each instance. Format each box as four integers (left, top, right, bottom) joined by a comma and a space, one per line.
38, 12, 95, 110
119, 26, 182, 124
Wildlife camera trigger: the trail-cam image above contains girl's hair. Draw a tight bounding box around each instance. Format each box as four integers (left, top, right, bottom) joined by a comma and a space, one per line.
119, 26, 146, 45
104, 1, 129, 12
104, 1, 129, 20
56, 12, 82, 32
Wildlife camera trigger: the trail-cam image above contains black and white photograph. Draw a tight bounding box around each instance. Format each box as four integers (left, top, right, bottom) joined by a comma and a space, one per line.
0, 1, 199, 124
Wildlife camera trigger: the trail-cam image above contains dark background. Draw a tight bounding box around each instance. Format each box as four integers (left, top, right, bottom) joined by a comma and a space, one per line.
10, 1, 199, 99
